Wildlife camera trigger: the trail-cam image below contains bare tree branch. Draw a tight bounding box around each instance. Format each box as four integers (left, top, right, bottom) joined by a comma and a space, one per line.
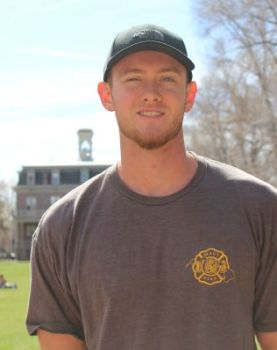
190, 0, 277, 186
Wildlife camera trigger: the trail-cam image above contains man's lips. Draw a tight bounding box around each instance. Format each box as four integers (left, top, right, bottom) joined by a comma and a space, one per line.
137, 111, 164, 117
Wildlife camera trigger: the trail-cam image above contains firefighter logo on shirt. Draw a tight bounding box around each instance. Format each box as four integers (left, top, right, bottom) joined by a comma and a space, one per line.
187, 248, 235, 286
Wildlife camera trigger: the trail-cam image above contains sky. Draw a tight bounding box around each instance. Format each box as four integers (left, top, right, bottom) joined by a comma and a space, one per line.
0, 0, 208, 183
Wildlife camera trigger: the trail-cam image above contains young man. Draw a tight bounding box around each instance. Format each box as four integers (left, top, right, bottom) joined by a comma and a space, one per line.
26, 24, 277, 350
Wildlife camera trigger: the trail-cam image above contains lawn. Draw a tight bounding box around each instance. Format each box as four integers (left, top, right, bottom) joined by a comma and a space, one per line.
0, 260, 262, 350
0, 260, 38, 350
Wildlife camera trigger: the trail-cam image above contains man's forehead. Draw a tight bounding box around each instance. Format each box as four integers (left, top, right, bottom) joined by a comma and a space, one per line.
112, 50, 187, 74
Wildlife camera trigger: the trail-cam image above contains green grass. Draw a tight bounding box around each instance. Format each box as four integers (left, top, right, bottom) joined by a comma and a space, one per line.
0, 260, 39, 350
0, 260, 262, 350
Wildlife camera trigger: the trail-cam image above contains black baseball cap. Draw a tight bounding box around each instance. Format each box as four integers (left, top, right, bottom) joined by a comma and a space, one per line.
103, 24, 195, 82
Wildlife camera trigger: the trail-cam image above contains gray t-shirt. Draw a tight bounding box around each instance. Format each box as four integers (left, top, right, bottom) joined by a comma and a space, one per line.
26, 155, 277, 350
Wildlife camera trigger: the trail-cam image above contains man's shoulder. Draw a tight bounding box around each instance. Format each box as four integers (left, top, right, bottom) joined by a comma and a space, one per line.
199, 155, 277, 201
36, 165, 115, 236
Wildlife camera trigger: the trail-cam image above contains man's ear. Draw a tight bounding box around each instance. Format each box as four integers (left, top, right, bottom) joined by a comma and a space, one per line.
184, 81, 197, 112
97, 82, 114, 111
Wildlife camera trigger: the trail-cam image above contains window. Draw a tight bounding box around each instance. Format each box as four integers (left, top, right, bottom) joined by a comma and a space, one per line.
50, 196, 61, 205
60, 169, 80, 184
26, 170, 35, 185
18, 171, 27, 185
24, 223, 37, 238
51, 170, 60, 185
42, 172, 50, 184
35, 170, 51, 185
25, 196, 37, 210
80, 168, 89, 183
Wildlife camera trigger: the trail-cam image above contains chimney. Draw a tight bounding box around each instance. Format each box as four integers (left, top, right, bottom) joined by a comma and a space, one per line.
77, 129, 93, 161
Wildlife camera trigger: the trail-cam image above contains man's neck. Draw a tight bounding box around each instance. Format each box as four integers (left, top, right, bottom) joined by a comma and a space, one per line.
117, 137, 198, 197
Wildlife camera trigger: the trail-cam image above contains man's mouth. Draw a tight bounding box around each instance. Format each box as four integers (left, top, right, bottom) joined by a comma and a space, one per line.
138, 111, 164, 117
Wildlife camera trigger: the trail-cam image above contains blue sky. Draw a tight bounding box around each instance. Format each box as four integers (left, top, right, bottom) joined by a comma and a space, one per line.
0, 0, 207, 182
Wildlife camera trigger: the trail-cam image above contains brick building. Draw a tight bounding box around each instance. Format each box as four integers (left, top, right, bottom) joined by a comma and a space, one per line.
14, 129, 110, 260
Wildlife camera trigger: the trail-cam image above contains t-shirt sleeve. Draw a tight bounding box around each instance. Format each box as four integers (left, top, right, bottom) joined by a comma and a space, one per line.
26, 211, 84, 340
253, 185, 277, 332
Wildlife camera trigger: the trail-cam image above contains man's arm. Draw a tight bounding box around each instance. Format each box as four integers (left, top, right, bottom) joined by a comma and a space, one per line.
37, 329, 87, 350
256, 332, 277, 350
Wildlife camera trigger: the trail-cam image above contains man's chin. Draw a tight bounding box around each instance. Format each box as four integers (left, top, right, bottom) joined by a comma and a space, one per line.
128, 133, 178, 150
119, 124, 183, 150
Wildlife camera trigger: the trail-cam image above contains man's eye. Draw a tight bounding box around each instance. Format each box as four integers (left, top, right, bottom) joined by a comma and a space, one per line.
126, 77, 140, 82
162, 76, 175, 82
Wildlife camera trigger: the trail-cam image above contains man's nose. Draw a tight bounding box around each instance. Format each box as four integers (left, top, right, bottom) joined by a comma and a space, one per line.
141, 82, 161, 103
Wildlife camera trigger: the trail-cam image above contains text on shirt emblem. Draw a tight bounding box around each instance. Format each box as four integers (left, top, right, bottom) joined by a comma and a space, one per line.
186, 248, 236, 286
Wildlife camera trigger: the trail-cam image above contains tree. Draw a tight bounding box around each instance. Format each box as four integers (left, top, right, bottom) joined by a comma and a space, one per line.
189, 0, 277, 186
0, 180, 15, 255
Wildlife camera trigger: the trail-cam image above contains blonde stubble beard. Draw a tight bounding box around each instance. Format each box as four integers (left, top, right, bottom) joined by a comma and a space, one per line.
117, 117, 184, 150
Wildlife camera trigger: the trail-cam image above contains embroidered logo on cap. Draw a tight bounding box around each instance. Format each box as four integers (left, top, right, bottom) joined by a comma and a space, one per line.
186, 248, 236, 286
132, 29, 165, 41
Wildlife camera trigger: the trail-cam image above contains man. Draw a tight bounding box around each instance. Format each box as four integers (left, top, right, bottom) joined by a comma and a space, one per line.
26, 24, 277, 349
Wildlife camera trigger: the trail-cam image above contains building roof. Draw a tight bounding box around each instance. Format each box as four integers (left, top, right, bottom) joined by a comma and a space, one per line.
19, 160, 111, 170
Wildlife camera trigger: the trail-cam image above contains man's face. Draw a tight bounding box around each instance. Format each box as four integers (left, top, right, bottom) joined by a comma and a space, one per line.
99, 50, 196, 150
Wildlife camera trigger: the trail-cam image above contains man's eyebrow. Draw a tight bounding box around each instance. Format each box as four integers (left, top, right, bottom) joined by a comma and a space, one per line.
159, 67, 183, 74
120, 67, 183, 75
120, 68, 144, 76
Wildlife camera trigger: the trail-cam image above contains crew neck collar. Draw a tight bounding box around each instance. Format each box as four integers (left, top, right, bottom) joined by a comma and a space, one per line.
108, 154, 207, 206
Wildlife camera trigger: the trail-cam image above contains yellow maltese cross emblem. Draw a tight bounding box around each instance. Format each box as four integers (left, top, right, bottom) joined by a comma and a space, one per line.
187, 248, 235, 286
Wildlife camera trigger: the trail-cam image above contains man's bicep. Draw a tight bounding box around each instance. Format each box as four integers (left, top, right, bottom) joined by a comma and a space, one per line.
256, 332, 277, 350
37, 329, 87, 350
27, 224, 84, 341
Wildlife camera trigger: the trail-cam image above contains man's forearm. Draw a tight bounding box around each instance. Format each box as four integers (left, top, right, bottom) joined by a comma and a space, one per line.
256, 332, 277, 350
37, 329, 87, 350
